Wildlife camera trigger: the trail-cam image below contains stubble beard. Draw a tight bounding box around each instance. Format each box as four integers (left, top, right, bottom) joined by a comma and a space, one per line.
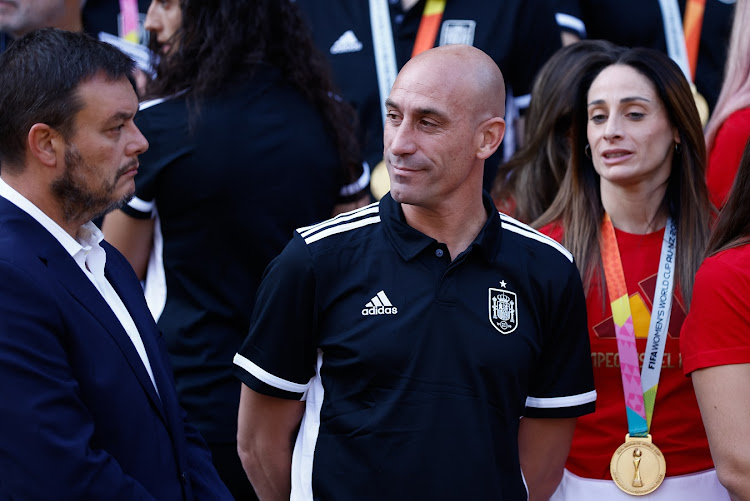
50, 145, 135, 226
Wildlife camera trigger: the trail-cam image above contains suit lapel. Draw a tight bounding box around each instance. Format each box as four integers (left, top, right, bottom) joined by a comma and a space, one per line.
103, 244, 189, 453
0, 199, 182, 444
103, 247, 181, 413
22, 214, 168, 421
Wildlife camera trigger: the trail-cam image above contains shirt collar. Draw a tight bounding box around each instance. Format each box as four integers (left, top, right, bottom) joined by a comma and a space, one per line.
381, 191, 503, 262
0, 176, 102, 259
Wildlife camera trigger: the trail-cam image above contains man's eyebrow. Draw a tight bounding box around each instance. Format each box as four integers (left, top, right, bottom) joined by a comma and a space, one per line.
385, 99, 448, 121
108, 111, 135, 123
415, 106, 448, 121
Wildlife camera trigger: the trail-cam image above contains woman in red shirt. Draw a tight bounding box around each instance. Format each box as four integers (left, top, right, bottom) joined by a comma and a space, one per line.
534, 47, 726, 500
703, 1, 750, 210
681, 138, 750, 501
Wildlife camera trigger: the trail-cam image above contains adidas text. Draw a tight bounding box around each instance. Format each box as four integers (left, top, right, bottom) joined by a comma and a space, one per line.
361, 306, 398, 316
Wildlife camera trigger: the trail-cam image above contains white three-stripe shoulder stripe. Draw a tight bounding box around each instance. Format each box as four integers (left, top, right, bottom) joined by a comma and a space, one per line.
498, 213, 573, 263
298, 202, 381, 245
233, 353, 309, 394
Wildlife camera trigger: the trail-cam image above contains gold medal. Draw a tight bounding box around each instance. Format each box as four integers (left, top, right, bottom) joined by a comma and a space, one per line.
691, 84, 709, 127
610, 434, 666, 496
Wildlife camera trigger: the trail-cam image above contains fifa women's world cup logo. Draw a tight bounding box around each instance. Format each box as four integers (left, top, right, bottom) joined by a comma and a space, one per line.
489, 282, 518, 334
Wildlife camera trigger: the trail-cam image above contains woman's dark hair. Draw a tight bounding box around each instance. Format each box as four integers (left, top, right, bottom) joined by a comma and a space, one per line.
705, 137, 750, 257
145, 0, 361, 184
492, 40, 618, 222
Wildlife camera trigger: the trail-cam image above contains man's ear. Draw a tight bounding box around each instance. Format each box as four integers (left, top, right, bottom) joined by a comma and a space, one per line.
27, 123, 63, 168
477, 117, 506, 160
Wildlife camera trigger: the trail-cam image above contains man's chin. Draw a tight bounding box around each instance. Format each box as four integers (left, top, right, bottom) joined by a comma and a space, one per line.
90, 191, 134, 222
111, 191, 135, 212
388, 184, 417, 205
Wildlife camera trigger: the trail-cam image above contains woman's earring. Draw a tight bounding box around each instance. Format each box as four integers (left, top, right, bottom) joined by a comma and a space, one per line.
585, 144, 592, 158
674, 142, 682, 154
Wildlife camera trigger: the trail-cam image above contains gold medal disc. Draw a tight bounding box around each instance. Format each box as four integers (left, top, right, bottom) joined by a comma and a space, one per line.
691, 84, 709, 127
610, 434, 666, 496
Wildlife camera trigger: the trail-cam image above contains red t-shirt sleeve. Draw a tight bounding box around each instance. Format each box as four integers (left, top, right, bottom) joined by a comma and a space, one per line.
538, 222, 564, 242
706, 108, 750, 209
681, 247, 750, 374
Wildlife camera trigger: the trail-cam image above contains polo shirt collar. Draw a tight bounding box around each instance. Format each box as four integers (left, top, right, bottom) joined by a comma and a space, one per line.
381, 191, 503, 262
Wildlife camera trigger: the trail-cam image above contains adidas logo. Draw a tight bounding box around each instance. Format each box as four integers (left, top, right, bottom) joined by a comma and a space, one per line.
361, 290, 398, 316
330, 30, 363, 54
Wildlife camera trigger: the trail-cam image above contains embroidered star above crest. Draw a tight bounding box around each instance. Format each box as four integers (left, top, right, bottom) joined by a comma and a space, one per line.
499, 280, 507, 288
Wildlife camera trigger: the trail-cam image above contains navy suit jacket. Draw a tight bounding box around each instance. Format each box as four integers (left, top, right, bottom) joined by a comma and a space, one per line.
0, 197, 233, 500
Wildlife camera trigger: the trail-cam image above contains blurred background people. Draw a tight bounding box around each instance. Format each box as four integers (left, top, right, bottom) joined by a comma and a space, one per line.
549, 0, 587, 45
295, 0, 564, 196
0, 0, 86, 47
103, 0, 367, 498
534, 47, 727, 499
492, 39, 616, 222
703, 0, 750, 209
681, 138, 750, 501
0, 0, 150, 53
553, 0, 734, 118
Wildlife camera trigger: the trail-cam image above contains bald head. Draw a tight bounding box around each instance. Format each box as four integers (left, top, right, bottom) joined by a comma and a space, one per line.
398, 44, 506, 119
383, 44, 506, 213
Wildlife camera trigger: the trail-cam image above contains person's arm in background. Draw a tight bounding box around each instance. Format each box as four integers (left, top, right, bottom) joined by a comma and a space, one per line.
519, 417, 577, 500
681, 253, 750, 500
548, 0, 586, 46
237, 385, 305, 501
331, 161, 372, 216
102, 209, 155, 280
692, 364, 750, 500
332, 191, 371, 216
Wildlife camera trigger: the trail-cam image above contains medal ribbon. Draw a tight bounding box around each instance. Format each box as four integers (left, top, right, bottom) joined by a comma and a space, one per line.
600, 214, 676, 437
683, 0, 706, 80
369, 0, 399, 127
658, 0, 709, 124
658, 0, 692, 82
411, 0, 447, 58
119, 0, 140, 43
370, 0, 448, 126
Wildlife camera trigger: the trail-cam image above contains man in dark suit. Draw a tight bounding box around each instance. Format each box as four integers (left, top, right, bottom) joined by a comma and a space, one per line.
0, 28, 233, 500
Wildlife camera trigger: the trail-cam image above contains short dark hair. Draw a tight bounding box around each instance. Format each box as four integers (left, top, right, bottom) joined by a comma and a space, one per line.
0, 28, 136, 172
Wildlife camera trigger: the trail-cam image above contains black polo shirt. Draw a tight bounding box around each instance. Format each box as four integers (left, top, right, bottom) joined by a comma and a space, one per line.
121, 68, 344, 444
234, 192, 595, 500
295, 0, 562, 189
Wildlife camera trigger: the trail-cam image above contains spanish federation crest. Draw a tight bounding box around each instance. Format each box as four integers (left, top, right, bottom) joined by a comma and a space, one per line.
489, 285, 518, 335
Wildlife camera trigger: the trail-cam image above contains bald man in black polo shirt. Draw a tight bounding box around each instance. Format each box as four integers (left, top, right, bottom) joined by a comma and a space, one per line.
234, 45, 595, 501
